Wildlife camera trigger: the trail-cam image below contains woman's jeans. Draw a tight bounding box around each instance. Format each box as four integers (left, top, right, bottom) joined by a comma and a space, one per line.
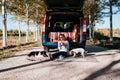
51, 51, 68, 60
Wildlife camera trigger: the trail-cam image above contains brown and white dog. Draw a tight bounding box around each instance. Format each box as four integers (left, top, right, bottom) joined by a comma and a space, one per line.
69, 48, 86, 58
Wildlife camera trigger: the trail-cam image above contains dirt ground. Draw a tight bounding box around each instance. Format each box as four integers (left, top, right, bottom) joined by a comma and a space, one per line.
0, 45, 120, 80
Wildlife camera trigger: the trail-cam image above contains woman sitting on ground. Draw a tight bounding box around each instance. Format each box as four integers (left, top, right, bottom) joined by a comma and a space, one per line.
49, 34, 69, 60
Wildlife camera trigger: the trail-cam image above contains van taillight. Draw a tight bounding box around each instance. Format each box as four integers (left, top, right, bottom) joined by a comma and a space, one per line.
42, 14, 46, 33
82, 17, 86, 35
42, 14, 46, 24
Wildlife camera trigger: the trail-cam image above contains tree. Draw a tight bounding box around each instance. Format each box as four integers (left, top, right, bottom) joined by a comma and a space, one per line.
83, 0, 104, 39
24, 0, 29, 43
2, 0, 7, 47
100, 0, 120, 42
9, 0, 46, 42
83, 0, 120, 42
3, 0, 46, 44
6, 0, 25, 43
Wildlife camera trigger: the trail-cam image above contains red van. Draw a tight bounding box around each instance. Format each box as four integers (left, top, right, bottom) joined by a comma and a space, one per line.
42, 0, 86, 51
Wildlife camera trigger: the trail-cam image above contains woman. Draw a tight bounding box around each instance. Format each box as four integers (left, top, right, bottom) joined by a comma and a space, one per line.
49, 34, 69, 60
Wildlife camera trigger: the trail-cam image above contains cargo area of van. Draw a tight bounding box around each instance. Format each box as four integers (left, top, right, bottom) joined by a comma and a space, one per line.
42, 0, 86, 50
46, 11, 83, 42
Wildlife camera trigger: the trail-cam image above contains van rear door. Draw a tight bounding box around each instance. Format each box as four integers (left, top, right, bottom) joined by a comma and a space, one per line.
44, 0, 84, 10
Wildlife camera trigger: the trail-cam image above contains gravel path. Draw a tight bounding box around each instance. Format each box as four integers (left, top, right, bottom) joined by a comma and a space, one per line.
0, 45, 120, 80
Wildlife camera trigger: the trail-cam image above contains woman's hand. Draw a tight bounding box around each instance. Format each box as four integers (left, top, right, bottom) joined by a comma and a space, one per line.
60, 42, 65, 46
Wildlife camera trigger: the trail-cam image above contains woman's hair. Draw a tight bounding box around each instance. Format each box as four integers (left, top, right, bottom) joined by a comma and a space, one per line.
59, 34, 66, 40
59, 34, 65, 38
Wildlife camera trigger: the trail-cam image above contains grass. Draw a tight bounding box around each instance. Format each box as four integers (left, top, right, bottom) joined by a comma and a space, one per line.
0, 35, 36, 48
98, 42, 120, 49
87, 38, 120, 49
86, 31, 120, 49
93, 31, 120, 49
0, 35, 41, 61
0, 49, 12, 61
0, 41, 41, 61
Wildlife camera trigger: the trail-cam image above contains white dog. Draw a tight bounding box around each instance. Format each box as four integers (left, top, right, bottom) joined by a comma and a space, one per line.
69, 48, 86, 58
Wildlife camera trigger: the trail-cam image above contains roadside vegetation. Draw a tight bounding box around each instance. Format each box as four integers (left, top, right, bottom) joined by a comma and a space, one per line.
87, 28, 120, 49
0, 40, 41, 61
0, 29, 41, 60
0, 41, 41, 61
0, 29, 35, 47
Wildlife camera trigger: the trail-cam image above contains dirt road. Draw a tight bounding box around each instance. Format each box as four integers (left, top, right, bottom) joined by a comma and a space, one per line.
0, 45, 120, 80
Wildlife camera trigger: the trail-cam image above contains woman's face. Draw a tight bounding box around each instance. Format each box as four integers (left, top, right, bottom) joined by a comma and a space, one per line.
59, 35, 66, 41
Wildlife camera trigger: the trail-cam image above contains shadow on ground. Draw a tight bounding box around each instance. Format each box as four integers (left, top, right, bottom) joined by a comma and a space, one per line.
84, 59, 120, 80
0, 59, 51, 73
85, 45, 108, 53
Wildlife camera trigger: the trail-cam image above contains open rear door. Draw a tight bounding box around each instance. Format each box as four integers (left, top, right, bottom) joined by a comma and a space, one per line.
44, 0, 84, 10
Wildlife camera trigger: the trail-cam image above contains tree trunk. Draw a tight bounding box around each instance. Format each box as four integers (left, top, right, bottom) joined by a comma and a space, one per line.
35, 26, 38, 41
18, 19, 21, 43
92, 21, 95, 38
2, 0, 7, 47
33, 20, 36, 40
89, 14, 92, 39
25, 3, 29, 43
92, 25, 95, 38
35, 7, 38, 41
109, 0, 113, 42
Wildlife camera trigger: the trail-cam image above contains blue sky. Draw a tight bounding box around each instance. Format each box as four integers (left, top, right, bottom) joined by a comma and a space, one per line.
0, 13, 120, 31
96, 13, 120, 29
0, 14, 35, 31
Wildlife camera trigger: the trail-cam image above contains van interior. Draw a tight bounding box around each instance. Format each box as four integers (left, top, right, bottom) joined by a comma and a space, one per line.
46, 11, 83, 42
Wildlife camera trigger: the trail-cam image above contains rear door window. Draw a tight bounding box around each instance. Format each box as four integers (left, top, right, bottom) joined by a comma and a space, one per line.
44, 0, 84, 10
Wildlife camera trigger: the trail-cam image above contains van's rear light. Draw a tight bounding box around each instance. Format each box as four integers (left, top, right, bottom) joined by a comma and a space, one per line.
42, 14, 46, 24
82, 17, 87, 35
42, 14, 46, 32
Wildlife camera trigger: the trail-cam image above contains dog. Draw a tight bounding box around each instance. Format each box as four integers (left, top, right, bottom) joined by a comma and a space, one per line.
27, 51, 48, 58
69, 48, 86, 58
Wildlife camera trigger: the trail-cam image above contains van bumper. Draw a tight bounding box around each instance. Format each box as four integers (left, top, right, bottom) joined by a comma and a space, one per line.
42, 41, 86, 49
